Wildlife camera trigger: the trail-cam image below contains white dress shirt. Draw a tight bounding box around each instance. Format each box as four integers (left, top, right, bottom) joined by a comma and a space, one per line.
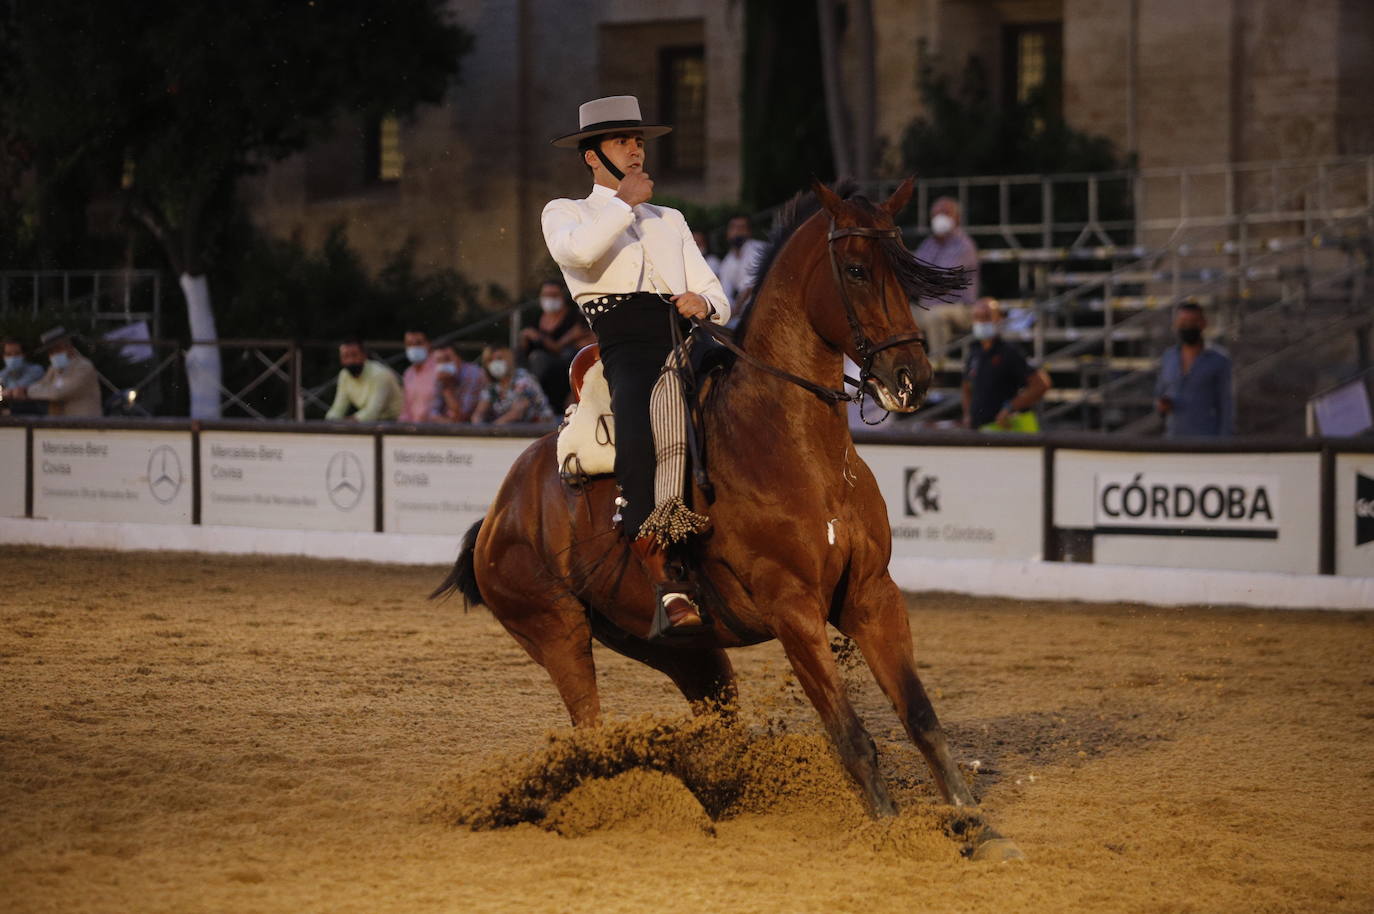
717, 238, 767, 307
541, 184, 730, 325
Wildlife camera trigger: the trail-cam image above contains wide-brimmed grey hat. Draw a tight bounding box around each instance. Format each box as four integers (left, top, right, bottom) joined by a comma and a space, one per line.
551, 95, 672, 148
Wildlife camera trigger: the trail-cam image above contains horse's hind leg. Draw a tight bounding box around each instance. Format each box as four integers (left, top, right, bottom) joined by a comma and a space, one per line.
588, 614, 737, 711
492, 596, 602, 727
774, 607, 896, 817
836, 577, 976, 808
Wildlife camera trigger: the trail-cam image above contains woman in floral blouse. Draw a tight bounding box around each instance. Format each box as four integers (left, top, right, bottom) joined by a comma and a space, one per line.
471, 345, 556, 425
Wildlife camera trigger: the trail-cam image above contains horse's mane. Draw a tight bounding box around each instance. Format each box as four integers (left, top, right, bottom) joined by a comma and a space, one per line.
734, 180, 969, 346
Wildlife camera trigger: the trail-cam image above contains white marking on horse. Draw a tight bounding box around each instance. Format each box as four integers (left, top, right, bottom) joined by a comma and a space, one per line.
827, 518, 838, 545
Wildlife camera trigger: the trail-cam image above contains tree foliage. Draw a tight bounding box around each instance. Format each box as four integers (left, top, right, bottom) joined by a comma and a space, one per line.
1, 0, 472, 276
901, 48, 1125, 179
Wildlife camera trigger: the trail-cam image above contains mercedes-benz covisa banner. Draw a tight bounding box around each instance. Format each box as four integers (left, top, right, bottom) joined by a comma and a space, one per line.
857, 444, 1043, 560
382, 435, 531, 536
1, 427, 27, 518
31, 428, 193, 525
200, 431, 374, 532
1335, 452, 1374, 577
1055, 450, 1320, 574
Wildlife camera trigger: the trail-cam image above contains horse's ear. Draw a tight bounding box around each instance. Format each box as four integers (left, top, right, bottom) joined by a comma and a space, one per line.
811, 178, 845, 216
883, 178, 915, 217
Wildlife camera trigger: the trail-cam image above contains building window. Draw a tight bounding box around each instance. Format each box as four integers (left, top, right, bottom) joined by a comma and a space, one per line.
366, 114, 404, 183
659, 46, 706, 176
1003, 23, 1062, 119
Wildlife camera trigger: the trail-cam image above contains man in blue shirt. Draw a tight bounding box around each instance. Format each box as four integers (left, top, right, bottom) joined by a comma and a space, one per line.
1155, 301, 1234, 437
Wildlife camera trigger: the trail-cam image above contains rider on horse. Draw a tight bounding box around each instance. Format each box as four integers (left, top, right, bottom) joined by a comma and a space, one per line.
543, 95, 731, 632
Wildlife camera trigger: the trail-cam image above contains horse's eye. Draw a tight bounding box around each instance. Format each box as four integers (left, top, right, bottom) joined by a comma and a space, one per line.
845, 264, 866, 281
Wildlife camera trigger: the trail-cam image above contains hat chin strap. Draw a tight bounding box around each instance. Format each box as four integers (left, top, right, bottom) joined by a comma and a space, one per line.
592, 145, 626, 182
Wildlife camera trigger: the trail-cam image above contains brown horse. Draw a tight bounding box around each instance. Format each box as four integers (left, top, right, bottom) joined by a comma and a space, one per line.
435, 179, 1020, 859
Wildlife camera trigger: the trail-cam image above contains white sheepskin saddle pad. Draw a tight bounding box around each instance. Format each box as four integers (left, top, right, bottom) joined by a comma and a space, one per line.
556, 359, 616, 479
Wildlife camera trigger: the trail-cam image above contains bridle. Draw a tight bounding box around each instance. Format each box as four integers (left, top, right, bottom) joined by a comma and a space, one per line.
692, 218, 927, 418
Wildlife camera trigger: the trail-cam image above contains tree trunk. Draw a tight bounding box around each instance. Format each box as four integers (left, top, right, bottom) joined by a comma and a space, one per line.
815, 0, 854, 179
180, 273, 222, 419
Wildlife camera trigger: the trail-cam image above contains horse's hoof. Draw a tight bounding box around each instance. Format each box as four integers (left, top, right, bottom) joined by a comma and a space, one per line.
971, 837, 1025, 863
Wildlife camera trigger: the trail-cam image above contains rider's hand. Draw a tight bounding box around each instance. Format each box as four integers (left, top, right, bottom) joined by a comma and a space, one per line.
671, 292, 710, 320
615, 170, 654, 207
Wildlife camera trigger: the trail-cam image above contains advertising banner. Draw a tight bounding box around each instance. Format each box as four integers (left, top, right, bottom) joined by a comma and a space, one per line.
857, 444, 1043, 560
201, 431, 374, 532
32, 428, 193, 525
382, 435, 532, 536
0, 427, 26, 518
1055, 450, 1320, 574
1335, 452, 1374, 577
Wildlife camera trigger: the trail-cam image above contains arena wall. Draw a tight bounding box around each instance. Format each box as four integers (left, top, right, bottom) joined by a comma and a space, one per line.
2, 418, 1371, 610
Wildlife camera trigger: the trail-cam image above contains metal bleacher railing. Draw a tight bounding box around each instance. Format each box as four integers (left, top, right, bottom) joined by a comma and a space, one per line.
857, 154, 1374, 431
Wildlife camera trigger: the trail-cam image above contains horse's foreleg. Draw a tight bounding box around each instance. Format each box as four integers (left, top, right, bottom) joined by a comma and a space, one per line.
838, 580, 976, 808
588, 614, 737, 712
775, 613, 896, 817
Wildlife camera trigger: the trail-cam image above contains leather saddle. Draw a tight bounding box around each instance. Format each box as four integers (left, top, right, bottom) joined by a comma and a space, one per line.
555, 334, 732, 489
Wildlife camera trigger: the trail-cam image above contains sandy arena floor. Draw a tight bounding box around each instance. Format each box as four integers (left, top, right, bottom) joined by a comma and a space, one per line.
1, 545, 1371, 913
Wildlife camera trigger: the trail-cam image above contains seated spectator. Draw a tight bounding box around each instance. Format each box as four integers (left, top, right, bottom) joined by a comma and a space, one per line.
519, 280, 594, 408
8, 327, 102, 418
325, 338, 403, 422
914, 197, 980, 369
400, 328, 440, 423
1, 337, 47, 415
693, 229, 722, 278
961, 298, 1050, 432
718, 214, 766, 322
472, 344, 554, 425
428, 343, 484, 423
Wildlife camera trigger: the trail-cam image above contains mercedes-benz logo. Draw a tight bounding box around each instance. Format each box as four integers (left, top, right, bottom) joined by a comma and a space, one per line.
147, 445, 183, 504
325, 451, 365, 510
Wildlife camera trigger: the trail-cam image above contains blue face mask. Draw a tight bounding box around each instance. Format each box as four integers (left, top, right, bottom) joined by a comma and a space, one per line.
972, 322, 999, 341
3, 355, 22, 370
406, 346, 428, 364
51, 352, 70, 370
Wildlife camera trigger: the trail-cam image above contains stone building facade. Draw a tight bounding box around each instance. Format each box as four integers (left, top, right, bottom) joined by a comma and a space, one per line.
240, 0, 1372, 298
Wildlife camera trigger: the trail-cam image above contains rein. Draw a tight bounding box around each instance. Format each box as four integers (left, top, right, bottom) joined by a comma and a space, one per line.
691, 219, 927, 414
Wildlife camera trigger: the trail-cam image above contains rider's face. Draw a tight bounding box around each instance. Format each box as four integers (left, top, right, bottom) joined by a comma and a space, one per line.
589, 132, 645, 177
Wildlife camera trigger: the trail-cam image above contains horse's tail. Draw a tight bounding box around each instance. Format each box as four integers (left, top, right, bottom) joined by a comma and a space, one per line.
430, 518, 485, 607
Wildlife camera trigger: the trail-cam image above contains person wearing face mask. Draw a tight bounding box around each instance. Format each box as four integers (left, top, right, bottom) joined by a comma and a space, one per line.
324, 337, 404, 422
427, 343, 485, 423
961, 298, 1050, 432
400, 329, 442, 423
1155, 301, 1233, 437
10, 327, 102, 417
717, 214, 766, 316
913, 197, 981, 370
471, 344, 554, 425
519, 280, 594, 408
0, 338, 46, 414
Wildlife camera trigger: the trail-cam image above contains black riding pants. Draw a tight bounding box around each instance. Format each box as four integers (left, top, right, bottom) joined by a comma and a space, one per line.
588, 292, 686, 538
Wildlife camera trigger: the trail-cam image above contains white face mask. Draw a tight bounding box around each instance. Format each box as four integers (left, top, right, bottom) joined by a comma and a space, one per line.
51, 352, 70, 369
405, 345, 428, 364
539, 296, 563, 314
931, 213, 955, 237
486, 359, 508, 379
972, 321, 998, 340
436, 362, 458, 377
3, 355, 21, 370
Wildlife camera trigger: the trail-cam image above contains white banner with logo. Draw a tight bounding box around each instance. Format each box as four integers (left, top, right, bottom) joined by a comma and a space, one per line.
1335, 452, 1374, 577
32, 428, 193, 525
0, 427, 27, 518
382, 435, 532, 536
201, 431, 374, 532
857, 444, 1043, 560
1055, 450, 1320, 574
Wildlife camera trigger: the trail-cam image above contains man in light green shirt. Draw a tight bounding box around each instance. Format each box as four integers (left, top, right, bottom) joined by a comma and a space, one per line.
325, 339, 404, 421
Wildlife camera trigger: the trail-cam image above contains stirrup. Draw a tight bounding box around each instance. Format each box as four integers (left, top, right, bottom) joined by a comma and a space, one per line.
648, 581, 709, 641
